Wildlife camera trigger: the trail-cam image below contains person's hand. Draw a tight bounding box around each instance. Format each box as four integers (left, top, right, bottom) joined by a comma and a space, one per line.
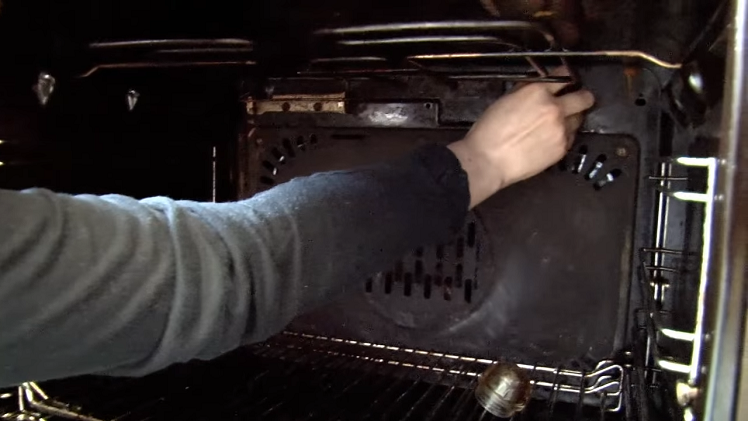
448, 72, 595, 208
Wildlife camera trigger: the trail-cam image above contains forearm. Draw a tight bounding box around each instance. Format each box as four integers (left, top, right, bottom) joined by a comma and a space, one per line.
0, 145, 468, 386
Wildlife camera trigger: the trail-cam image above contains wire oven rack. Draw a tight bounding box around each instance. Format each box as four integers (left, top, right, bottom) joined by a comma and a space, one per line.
0, 331, 624, 421
303, 20, 682, 81
256, 332, 625, 416
78, 38, 256, 78
637, 157, 719, 420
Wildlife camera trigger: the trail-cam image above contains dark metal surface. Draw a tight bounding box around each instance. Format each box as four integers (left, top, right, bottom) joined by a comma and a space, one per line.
698, 0, 748, 419
234, 67, 668, 397
251, 102, 442, 129
240, 124, 639, 368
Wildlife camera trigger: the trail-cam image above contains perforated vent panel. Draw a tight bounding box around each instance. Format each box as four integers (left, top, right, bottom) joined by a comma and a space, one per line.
366, 217, 480, 304
241, 128, 639, 367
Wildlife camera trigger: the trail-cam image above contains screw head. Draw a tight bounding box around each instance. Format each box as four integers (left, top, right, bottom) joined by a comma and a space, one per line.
33, 72, 56, 106
616, 147, 628, 157
126, 89, 140, 111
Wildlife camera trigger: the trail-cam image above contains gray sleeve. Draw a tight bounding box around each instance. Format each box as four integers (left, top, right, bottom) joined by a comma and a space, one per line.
0, 145, 469, 387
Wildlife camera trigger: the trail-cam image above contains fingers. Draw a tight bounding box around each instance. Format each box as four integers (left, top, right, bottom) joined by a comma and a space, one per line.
566, 113, 584, 132
556, 89, 595, 116
513, 66, 573, 93
565, 114, 583, 148
543, 67, 574, 94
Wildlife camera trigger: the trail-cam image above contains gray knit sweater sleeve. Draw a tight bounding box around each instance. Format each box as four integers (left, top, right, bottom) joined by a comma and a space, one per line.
0, 145, 469, 387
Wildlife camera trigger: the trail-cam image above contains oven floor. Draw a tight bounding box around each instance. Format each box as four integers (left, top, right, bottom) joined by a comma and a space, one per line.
244, 127, 639, 368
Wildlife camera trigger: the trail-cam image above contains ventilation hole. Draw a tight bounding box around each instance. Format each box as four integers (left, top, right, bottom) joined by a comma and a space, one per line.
259, 176, 275, 186
464, 279, 473, 303
584, 155, 607, 180
281, 102, 291, 112
424, 275, 432, 299
394, 261, 404, 283
455, 237, 465, 259
331, 133, 367, 140
414, 260, 424, 283
572, 145, 589, 174
594, 169, 622, 190
455, 264, 463, 288
313, 102, 323, 112
443, 277, 453, 301
435, 262, 443, 276
434, 275, 443, 287
436, 245, 445, 260
404, 273, 413, 297
467, 222, 476, 248
296, 136, 306, 152
384, 272, 393, 294
309, 134, 319, 145
365, 278, 373, 293
282, 138, 296, 158
415, 247, 424, 257
261, 160, 278, 176
635, 96, 647, 106
270, 147, 286, 164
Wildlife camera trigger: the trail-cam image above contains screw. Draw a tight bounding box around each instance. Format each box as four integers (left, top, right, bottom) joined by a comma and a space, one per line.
616, 147, 628, 157
33, 72, 56, 106
126, 89, 140, 111
255, 138, 264, 145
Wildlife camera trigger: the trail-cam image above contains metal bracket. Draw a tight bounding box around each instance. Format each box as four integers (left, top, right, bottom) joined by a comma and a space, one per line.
1, 382, 103, 421
639, 157, 719, 415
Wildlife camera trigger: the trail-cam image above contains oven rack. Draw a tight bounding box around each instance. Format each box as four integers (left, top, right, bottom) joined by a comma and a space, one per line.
1, 330, 624, 421
80, 38, 256, 78
304, 20, 681, 81
638, 156, 719, 420
263, 331, 625, 415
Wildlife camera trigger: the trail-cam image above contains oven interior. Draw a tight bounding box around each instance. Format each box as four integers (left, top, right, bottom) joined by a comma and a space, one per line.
0, 0, 739, 420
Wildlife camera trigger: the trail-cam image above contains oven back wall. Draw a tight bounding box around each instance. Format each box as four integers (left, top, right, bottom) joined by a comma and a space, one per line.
0, 69, 242, 201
